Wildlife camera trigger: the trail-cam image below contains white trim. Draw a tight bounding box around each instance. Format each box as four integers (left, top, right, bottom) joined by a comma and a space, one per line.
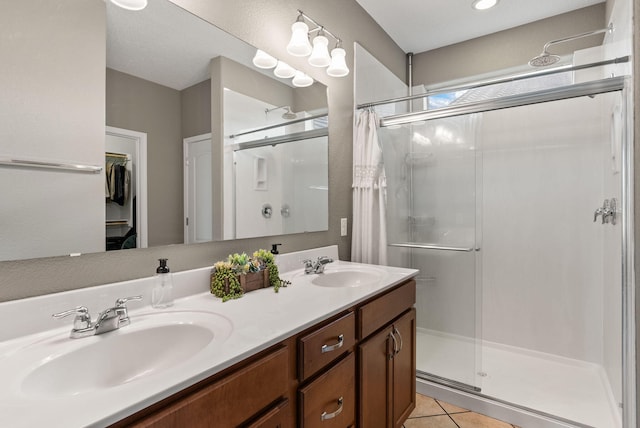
105, 126, 148, 249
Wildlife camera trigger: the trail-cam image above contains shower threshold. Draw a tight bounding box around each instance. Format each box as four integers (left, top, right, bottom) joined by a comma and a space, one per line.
416, 329, 621, 428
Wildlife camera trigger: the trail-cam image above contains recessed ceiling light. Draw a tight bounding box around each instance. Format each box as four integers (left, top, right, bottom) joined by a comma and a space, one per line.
472, 0, 499, 10
109, 0, 148, 11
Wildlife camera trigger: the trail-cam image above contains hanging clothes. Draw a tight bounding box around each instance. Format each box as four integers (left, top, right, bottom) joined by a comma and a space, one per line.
105, 155, 130, 206
352, 109, 387, 265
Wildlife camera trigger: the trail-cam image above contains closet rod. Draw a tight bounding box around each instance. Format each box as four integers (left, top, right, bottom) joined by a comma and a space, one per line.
356, 55, 629, 110
0, 157, 102, 174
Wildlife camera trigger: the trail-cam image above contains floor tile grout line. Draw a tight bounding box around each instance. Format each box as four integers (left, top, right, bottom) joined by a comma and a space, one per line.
447, 413, 462, 428
434, 398, 471, 416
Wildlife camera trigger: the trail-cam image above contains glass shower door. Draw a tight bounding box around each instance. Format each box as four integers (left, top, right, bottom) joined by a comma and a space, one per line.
380, 114, 483, 392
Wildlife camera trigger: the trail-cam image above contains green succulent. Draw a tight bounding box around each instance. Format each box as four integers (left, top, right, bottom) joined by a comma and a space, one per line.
211, 249, 288, 301
210, 261, 243, 302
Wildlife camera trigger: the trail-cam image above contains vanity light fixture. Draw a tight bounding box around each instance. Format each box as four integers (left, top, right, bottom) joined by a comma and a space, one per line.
287, 17, 313, 57
108, 0, 148, 11
308, 30, 331, 67
252, 50, 278, 69
472, 0, 499, 10
292, 71, 314, 88
251, 49, 314, 86
327, 42, 349, 77
286, 10, 349, 77
273, 61, 297, 79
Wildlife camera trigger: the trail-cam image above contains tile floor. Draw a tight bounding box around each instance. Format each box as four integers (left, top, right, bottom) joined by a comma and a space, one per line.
404, 393, 520, 428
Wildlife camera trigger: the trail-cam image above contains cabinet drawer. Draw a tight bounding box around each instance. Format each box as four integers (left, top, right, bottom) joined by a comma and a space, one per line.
298, 311, 355, 382
298, 353, 356, 428
358, 280, 415, 340
242, 399, 292, 428
130, 346, 289, 428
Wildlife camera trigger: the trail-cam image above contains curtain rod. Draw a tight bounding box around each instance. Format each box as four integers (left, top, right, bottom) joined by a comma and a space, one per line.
356, 56, 629, 110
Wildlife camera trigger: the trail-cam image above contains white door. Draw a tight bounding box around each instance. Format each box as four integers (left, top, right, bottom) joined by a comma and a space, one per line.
184, 134, 212, 244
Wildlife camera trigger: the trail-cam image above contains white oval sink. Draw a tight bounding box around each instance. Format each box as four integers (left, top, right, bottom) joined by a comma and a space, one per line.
18, 310, 232, 397
311, 268, 385, 288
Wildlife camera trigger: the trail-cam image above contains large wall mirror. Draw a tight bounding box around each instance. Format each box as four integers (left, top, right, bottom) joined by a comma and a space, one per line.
0, 0, 328, 262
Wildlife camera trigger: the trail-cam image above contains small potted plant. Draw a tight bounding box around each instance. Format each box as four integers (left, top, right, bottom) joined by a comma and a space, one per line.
210, 250, 288, 301
252, 249, 283, 292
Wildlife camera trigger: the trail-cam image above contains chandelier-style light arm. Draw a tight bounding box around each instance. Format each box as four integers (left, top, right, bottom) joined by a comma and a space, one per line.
296, 10, 341, 46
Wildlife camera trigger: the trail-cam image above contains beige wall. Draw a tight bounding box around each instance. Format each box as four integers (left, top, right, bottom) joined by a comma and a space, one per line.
0, 0, 106, 262
181, 79, 212, 138
0, 0, 405, 302
412, 4, 606, 86
106, 68, 184, 246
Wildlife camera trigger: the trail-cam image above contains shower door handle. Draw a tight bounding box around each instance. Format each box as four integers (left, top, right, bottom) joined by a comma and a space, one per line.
593, 206, 605, 223
594, 198, 617, 225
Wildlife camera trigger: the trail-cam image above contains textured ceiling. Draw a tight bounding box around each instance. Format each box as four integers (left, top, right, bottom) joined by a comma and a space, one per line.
354, 0, 605, 53
107, 0, 257, 91
107, 0, 606, 91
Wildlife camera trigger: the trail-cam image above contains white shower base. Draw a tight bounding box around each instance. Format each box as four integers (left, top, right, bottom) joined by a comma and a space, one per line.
417, 328, 621, 428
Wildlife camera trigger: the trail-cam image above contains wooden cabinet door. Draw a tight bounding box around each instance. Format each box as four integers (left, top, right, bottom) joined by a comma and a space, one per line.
359, 325, 393, 428
359, 309, 416, 428
391, 309, 416, 428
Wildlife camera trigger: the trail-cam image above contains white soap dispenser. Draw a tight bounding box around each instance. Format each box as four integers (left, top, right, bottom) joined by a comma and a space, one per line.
152, 258, 174, 308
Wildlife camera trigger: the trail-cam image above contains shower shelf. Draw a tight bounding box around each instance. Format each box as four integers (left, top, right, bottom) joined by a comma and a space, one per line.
389, 242, 476, 252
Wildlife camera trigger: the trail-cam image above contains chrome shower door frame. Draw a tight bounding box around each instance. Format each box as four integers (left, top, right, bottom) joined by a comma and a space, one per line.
380, 76, 635, 428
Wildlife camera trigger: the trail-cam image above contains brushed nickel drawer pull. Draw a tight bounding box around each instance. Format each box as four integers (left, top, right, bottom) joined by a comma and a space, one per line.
389, 330, 398, 360
393, 326, 403, 355
321, 397, 344, 421
321, 334, 344, 353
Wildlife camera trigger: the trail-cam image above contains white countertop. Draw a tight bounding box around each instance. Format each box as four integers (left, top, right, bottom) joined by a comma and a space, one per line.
0, 246, 417, 428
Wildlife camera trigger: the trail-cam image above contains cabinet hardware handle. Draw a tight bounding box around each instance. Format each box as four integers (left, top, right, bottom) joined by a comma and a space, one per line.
321, 334, 344, 353
393, 326, 403, 355
389, 330, 398, 360
320, 397, 344, 421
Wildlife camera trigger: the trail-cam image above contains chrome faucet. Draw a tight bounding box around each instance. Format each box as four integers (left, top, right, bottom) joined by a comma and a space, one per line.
52, 295, 142, 339
302, 256, 334, 274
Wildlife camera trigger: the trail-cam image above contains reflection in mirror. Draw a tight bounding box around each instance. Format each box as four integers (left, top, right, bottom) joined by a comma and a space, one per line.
0, 0, 328, 262
222, 89, 328, 239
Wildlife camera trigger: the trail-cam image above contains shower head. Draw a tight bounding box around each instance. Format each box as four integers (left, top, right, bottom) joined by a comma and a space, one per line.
265, 105, 298, 120
528, 23, 614, 68
281, 107, 297, 120
528, 51, 561, 67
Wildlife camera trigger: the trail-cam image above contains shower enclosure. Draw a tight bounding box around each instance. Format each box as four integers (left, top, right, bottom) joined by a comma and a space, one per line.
377, 76, 633, 427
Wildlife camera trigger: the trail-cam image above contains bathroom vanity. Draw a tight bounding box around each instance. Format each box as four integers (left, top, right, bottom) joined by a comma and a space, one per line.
0, 247, 418, 427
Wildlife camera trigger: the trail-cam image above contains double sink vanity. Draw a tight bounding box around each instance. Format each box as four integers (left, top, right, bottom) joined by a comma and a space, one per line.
0, 246, 418, 427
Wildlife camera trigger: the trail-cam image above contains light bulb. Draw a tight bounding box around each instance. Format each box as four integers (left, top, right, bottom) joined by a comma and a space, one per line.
472, 0, 499, 10
308, 35, 331, 67
109, 0, 148, 10
287, 21, 312, 57
292, 71, 314, 88
327, 47, 349, 77
252, 50, 277, 69
273, 61, 296, 79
